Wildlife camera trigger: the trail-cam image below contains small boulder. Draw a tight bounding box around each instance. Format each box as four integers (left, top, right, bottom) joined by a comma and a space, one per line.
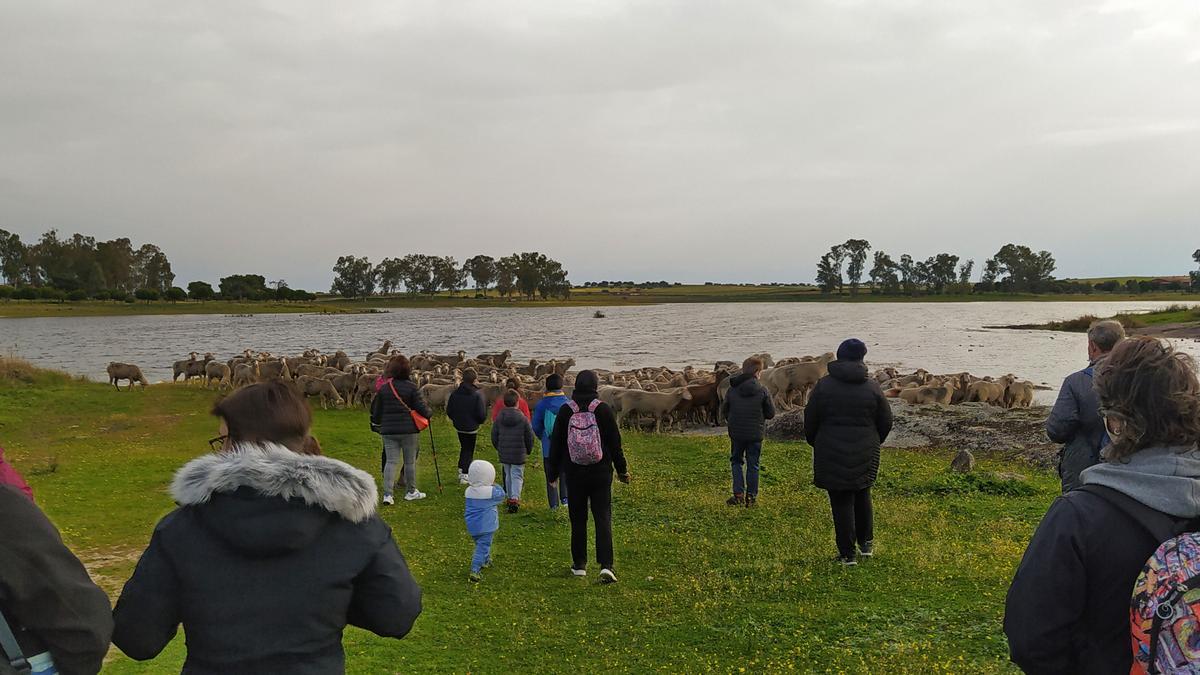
765, 409, 806, 441
950, 449, 976, 473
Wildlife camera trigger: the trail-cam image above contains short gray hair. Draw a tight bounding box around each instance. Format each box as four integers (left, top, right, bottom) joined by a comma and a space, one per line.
1088, 319, 1126, 353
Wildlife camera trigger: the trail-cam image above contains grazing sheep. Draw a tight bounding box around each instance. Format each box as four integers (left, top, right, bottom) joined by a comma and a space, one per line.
1005, 380, 1035, 408
421, 382, 458, 408
256, 359, 292, 382
966, 376, 1013, 406
231, 362, 259, 389
611, 388, 694, 433
762, 353, 835, 410
204, 362, 232, 390
172, 352, 199, 383
898, 380, 957, 405
295, 376, 345, 409
107, 362, 148, 390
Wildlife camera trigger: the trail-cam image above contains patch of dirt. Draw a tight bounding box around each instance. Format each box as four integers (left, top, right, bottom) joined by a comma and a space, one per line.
764, 402, 1060, 468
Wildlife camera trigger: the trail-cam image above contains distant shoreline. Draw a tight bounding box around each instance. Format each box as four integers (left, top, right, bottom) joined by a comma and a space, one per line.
996, 303, 1200, 339
2, 286, 1199, 319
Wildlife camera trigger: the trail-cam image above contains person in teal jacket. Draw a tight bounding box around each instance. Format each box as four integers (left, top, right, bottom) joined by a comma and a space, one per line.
532, 374, 571, 509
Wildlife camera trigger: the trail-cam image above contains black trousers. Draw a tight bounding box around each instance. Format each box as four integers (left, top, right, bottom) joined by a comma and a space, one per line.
457, 432, 478, 474
827, 488, 873, 558
566, 469, 613, 569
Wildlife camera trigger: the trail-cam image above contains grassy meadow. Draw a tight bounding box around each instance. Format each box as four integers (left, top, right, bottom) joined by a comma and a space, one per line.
0, 363, 1060, 673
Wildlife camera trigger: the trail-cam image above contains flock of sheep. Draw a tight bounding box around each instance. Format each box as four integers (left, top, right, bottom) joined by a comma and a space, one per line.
103, 342, 1036, 433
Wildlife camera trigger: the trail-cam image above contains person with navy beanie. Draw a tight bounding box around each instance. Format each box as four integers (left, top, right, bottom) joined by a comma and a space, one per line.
804, 338, 893, 565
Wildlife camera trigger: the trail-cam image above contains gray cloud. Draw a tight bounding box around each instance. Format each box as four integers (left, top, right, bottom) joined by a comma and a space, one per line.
1, 0, 1197, 290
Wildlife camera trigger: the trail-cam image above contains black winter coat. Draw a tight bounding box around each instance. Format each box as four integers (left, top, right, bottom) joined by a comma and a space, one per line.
112, 444, 422, 674
491, 407, 534, 465
446, 383, 487, 433
1004, 486, 1181, 674
0, 485, 112, 675
721, 373, 776, 442
804, 360, 893, 491
371, 378, 432, 436
547, 391, 628, 479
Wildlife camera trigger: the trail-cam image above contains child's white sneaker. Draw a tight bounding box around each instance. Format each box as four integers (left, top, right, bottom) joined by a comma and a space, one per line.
571, 567, 587, 577
382, 495, 394, 506
458, 472, 469, 485
599, 569, 618, 584
404, 490, 426, 501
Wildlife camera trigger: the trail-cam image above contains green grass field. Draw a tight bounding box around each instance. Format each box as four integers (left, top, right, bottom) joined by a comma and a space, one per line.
4, 284, 1200, 318
0, 365, 1057, 673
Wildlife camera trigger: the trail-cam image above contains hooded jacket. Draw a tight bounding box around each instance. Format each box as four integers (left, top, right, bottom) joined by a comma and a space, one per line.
1045, 359, 1108, 491
491, 407, 534, 465
721, 373, 776, 442
0, 485, 112, 675
112, 443, 422, 674
370, 377, 432, 436
532, 392, 571, 458
446, 383, 487, 434
464, 461, 506, 537
803, 360, 893, 491
1005, 445, 1200, 674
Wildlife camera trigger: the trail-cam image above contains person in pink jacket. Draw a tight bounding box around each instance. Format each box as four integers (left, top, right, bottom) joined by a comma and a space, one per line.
0, 443, 34, 501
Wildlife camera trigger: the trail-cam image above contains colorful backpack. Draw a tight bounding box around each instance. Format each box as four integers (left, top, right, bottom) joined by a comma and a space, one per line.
1131, 534, 1200, 673
565, 400, 604, 466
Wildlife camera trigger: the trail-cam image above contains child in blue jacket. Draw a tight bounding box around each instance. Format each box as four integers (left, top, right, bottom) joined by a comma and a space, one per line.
464, 459, 506, 582
531, 374, 571, 509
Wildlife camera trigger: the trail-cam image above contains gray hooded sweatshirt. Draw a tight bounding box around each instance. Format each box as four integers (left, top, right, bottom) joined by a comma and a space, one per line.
1081, 445, 1200, 517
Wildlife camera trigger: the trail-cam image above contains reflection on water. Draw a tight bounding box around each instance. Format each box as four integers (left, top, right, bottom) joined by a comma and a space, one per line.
3, 301, 1198, 404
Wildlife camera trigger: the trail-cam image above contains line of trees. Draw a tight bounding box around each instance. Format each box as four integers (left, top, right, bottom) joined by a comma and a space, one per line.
1193, 249, 1200, 290
0, 229, 175, 295
816, 238, 981, 295
330, 252, 571, 300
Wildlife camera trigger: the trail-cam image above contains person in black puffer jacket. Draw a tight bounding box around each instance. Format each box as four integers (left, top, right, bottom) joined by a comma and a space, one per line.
547, 370, 630, 584
112, 380, 422, 674
720, 357, 776, 506
371, 355, 433, 504
803, 339, 893, 565
447, 369, 487, 485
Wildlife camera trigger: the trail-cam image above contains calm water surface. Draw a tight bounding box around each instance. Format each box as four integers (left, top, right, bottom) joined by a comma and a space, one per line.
3, 301, 1198, 404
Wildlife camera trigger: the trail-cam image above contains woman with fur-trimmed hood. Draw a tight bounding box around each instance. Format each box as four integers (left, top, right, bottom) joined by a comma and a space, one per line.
112, 381, 422, 674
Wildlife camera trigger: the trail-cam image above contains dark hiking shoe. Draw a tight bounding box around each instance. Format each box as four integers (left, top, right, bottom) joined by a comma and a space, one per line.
468, 571, 482, 583
506, 501, 519, 514
726, 493, 745, 506
837, 556, 858, 567
745, 494, 757, 507
859, 541, 874, 558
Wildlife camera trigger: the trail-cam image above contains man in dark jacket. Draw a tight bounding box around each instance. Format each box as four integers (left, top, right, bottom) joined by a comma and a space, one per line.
447, 369, 487, 485
1046, 319, 1125, 492
547, 370, 630, 583
720, 357, 776, 506
803, 339, 893, 566
1, 484, 113, 675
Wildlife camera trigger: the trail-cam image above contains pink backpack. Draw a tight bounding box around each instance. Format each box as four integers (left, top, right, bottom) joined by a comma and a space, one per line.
565, 400, 604, 466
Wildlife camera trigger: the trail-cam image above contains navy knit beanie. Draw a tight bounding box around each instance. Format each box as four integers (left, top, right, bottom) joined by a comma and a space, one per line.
836, 338, 867, 362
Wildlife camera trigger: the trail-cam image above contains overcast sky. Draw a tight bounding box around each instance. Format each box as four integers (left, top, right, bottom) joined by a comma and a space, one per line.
1, 0, 1197, 290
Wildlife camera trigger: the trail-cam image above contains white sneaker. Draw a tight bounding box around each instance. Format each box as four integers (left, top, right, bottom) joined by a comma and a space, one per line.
599, 568, 618, 584
382, 495, 394, 505
571, 567, 587, 577
458, 473, 469, 485
404, 490, 426, 501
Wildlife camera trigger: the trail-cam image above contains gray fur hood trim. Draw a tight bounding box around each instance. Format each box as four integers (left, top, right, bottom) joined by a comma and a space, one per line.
171, 442, 378, 523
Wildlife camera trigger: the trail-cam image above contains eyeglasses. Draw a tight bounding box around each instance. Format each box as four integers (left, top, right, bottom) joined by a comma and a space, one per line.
208, 435, 228, 451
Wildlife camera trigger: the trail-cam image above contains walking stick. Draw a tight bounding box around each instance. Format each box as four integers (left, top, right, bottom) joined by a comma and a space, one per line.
428, 423, 444, 494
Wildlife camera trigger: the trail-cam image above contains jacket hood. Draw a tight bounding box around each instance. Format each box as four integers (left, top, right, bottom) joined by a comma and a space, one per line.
466, 459, 495, 499
454, 382, 478, 394
828, 359, 869, 384
730, 372, 761, 396
1081, 445, 1200, 518
497, 406, 525, 427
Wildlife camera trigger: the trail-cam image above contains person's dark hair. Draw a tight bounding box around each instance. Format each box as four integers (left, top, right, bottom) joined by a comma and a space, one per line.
505, 378, 520, 391
462, 368, 478, 385
1095, 336, 1200, 460
503, 389, 519, 407
545, 373, 563, 390
212, 380, 312, 453
742, 357, 764, 375
574, 370, 599, 399
385, 355, 411, 380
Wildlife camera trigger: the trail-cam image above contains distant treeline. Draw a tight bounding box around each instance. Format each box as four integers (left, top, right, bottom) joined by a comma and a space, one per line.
329, 252, 571, 300
816, 240, 1200, 296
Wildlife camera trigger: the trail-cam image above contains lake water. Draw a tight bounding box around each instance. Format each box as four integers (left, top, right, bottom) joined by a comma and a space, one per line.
3, 301, 1198, 404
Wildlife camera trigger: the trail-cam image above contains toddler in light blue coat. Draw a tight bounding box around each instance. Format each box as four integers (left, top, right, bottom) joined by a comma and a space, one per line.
464, 459, 506, 582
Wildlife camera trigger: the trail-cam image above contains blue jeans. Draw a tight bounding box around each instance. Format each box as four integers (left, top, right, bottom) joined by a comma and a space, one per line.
731, 439, 762, 497
382, 434, 419, 497
471, 531, 495, 573
502, 463, 525, 502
